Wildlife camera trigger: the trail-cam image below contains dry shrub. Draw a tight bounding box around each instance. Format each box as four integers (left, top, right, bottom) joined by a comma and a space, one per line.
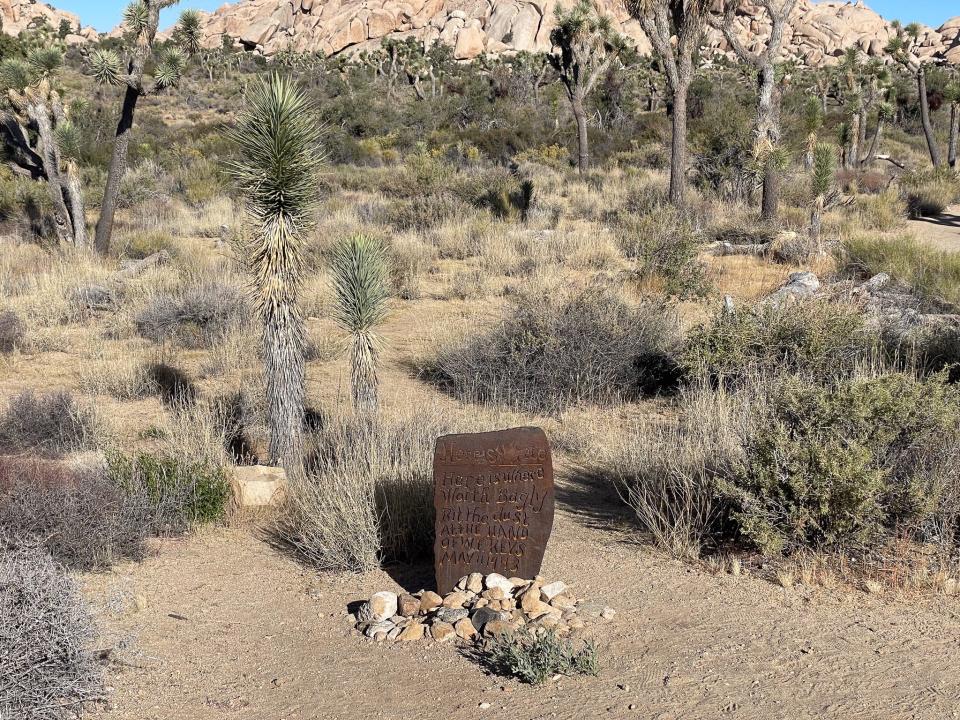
0, 457, 151, 570
0, 391, 98, 456
278, 408, 494, 572
900, 170, 959, 218
851, 189, 906, 231
0, 546, 103, 719
134, 282, 248, 347
607, 383, 749, 558
431, 285, 684, 413
77, 355, 159, 399
0, 308, 24, 352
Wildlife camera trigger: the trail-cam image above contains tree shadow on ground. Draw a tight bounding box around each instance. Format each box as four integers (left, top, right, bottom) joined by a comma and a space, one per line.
555, 463, 638, 533
913, 208, 960, 230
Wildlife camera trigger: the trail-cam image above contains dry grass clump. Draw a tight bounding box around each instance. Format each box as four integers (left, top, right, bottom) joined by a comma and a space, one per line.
900, 170, 959, 218
278, 407, 497, 572
77, 354, 159, 400
0, 391, 98, 457
606, 383, 750, 559
134, 281, 249, 347
429, 284, 684, 413
842, 233, 960, 306
849, 189, 907, 231
0, 546, 104, 719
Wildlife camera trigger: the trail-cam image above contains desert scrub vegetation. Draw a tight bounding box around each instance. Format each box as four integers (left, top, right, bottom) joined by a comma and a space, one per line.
478, 627, 599, 685
430, 284, 684, 413
684, 300, 878, 386
0, 546, 103, 719
841, 234, 960, 307
0, 391, 98, 456
134, 281, 249, 347
279, 407, 502, 572
899, 169, 960, 218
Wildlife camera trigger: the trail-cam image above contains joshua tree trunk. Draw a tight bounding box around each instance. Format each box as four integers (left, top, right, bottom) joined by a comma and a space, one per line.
810, 197, 824, 244
861, 118, 884, 168
94, 2, 160, 255
351, 332, 379, 419
263, 284, 306, 469
949, 102, 958, 169
571, 90, 590, 174
668, 83, 689, 206
757, 63, 780, 220
917, 65, 942, 167
847, 110, 860, 171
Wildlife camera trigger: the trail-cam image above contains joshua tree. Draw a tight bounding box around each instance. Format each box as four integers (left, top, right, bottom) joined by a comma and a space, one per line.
329, 233, 391, 418
801, 95, 823, 170
226, 75, 323, 470
86, 1, 200, 255
947, 79, 959, 169
886, 22, 942, 167
0, 48, 87, 247
549, 0, 625, 174
810, 142, 835, 244
626, 0, 711, 206
711, 0, 796, 220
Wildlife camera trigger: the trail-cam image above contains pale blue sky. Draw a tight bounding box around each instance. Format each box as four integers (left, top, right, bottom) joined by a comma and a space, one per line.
46, 0, 956, 32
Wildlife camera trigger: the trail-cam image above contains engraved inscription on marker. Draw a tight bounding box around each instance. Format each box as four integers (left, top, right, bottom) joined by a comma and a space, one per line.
433, 427, 554, 594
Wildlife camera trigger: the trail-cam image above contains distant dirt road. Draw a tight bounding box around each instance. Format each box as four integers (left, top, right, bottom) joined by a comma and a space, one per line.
909, 205, 960, 252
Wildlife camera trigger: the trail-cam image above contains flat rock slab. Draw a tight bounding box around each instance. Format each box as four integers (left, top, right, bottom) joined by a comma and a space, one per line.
433, 427, 554, 594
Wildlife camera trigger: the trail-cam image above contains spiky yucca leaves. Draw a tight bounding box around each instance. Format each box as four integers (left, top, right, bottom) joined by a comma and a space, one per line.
329, 234, 391, 418
810, 142, 836, 242
173, 9, 203, 56
227, 75, 323, 469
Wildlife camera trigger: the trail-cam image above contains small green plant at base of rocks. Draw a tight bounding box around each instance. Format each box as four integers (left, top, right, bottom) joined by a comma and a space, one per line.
479, 627, 599, 685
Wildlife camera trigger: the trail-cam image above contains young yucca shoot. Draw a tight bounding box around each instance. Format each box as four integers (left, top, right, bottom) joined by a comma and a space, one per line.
329, 233, 391, 419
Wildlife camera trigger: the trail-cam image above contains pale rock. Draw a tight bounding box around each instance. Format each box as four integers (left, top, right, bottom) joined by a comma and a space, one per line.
550, 594, 576, 611
431, 621, 456, 642
455, 617, 478, 640
454, 20, 485, 59
397, 622, 426, 641
442, 591, 470, 609
359, 591, 398, 622
363, 620, 395, 637
483, 619, 514, 638
231, 465, 287, 508
419, 591, 443, 613
484, 573, 514, 597
466, 572, 484, 593
539, 581, 567, 602
398, 593, 420, 617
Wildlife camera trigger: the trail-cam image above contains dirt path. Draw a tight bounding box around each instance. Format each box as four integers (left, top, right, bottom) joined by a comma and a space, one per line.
909, 205, 960, 253
81, 474, 960, 720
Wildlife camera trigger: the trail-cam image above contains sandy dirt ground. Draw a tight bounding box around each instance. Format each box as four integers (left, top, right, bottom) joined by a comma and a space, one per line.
80, 471, 960, 720
910, 205, 960, 252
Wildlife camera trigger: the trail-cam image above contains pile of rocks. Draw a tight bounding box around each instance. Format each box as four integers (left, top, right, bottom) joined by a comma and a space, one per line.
353, 573, 615, 643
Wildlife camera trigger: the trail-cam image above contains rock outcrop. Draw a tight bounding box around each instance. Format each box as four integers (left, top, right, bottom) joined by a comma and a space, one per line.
185, 0, 958, 65
0, 0, 98, 45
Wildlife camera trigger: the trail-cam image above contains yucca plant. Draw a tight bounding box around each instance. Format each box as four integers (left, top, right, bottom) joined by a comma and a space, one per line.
226, 75, 323, 469
329, 233, 391, 418
810, 142, 836, 243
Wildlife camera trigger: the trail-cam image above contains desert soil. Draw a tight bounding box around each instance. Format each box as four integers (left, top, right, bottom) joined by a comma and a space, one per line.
910, 205, 960, 253
80, 470, 960, 720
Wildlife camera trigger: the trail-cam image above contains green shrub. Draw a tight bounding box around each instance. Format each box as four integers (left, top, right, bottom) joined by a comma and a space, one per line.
431, 285, 684, 412
841, 233, 960, 306
685, 300, 875, 385
106, 450, 231, 529
724, 373, 960, 554
479, 628, 599, 685
900, 169, 959, 218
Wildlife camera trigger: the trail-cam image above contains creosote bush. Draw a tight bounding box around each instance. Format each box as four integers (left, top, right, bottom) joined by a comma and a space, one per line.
0, 546, 103, 719
478, 628, 599, 685
726, 372, 960, 555
431, 285, 684, 413
106, 450, 232, 532
684, 300, 876, 386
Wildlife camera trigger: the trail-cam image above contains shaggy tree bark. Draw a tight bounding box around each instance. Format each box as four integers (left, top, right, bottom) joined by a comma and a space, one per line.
949, 100, 958, 169
714, 0, 796, 221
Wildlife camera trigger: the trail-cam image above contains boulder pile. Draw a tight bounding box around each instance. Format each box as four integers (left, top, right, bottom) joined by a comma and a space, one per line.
169, 0, 959, 66
0, 0, 98, 45
353, 573, 615, 643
